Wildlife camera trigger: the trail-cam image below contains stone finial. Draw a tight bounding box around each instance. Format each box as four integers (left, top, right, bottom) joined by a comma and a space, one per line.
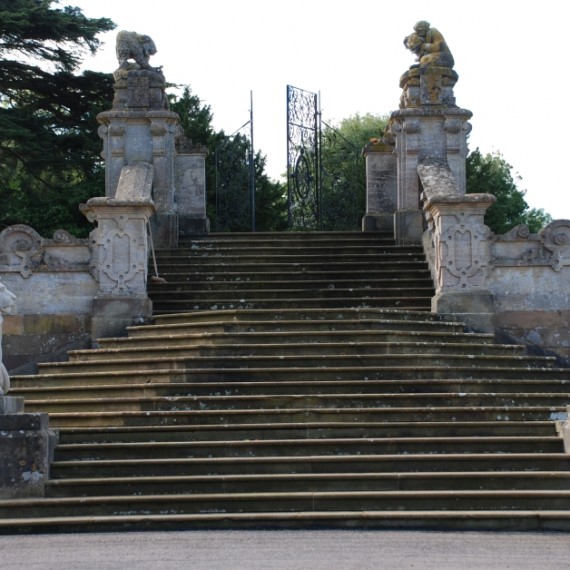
0, 281, 16, 395
404, 21, 454, 69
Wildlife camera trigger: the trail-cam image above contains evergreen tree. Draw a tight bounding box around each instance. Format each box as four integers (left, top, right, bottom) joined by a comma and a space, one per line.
0, 0, 115, 236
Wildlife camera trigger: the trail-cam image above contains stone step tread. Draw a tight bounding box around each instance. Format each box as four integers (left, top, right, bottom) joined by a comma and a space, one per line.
16, 379, 569, 396
16, 367, 570, 386
150, 296, 433, 304
5, 490, 570, 508
147, 287, 435, 296
152, 270, 433, 280
105, 330, 494, 345
158, 250, 427, 257
49, 451, 570, 466
47, 470, 570, 485
54, 435, 563, 452
52, 422, 557, 443
1, 510, 569, 532
41, 405, 568, 420
44, 471, 570, 494
160, 243, 423, 250
149, 283, 434, 291
144, 317, 464, 331
66, 341, 524, 359
24, 393, 570, 407
46, 352, 557, 366
150, 307, 455, 321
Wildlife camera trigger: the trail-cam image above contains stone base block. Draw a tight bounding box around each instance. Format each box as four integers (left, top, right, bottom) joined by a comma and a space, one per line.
152, 212, 179, 249
179, 215, 210, 237
0, 396, 24, 414
362, 213, 393, 233
432, 290, 495, 333
91, 295, 153, 341
395, 209, 423, 244
0, 410, 57, 498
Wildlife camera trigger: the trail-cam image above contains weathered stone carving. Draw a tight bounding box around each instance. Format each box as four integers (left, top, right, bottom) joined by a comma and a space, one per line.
115, 30, 158, 73
404, 21, 454, 69
0, 225, 43, 278
541, 220, 570, 272
0, 281, 16, 394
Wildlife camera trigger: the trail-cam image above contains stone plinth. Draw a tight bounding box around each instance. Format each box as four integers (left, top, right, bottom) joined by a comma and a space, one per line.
0, 397, 56, 498
399, 66, 459, 108
362, 141, 397, 232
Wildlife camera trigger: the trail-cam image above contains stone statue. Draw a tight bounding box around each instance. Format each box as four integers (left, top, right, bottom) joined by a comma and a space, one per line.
404, 21, 454, 69
0, 281, 16, 395
115, 30, 159, 72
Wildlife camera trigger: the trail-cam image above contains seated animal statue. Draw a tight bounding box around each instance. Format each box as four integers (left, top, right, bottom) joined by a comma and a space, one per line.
404, 21, 454, 69
115, 30, 158, 72
0, 281, 16, 395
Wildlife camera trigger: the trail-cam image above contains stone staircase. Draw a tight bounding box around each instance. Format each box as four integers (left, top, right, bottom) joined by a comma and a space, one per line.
2, 231, 570, 532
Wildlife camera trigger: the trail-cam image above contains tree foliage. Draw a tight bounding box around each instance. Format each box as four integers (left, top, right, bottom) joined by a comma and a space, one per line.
466, 148, 552, 234
170, 86, 287, 232
319, 113, 389, 230
0, 0, 115, 236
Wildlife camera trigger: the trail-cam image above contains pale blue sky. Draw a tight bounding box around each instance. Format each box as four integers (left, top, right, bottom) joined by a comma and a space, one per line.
69, 0, 568, 220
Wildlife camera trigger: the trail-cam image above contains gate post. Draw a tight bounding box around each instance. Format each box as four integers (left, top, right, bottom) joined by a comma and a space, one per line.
362, 140, 397, 232
176, 137, 210, 236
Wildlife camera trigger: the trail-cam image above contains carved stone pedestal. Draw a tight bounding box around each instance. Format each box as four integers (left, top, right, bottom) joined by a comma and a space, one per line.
82, 198, 155, 340
0, 396, 56, 498
423, 192, 496, 332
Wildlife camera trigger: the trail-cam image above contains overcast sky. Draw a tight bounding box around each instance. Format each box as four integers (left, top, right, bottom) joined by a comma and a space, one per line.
68, 0, 569, 220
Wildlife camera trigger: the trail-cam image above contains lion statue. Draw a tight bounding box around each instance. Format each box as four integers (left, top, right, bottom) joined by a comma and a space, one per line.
0, 281, 16, 395
115, 30, 158, 72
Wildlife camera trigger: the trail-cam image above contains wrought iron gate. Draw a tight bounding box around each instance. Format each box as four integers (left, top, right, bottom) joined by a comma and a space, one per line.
287, 85, 363, 231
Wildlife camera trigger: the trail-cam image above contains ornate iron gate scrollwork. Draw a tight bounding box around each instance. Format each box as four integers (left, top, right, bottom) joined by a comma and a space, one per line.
287, 85, 320, 230
287, 85, 363, 231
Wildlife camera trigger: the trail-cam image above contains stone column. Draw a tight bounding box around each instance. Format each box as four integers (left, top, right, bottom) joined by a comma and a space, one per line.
390, 66, 472, 244
423, 192, 496, 332
362, 140, 397, 232
81, 196, 155, 340
176, 137, 210, 236
97, 69, 181, 249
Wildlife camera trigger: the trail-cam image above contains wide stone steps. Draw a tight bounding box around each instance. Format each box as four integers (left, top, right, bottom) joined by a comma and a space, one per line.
2, 231, 570, 532
149, 234, 434, 314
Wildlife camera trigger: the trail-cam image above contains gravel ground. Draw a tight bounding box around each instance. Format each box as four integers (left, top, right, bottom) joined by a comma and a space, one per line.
1, 529, 569, 570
